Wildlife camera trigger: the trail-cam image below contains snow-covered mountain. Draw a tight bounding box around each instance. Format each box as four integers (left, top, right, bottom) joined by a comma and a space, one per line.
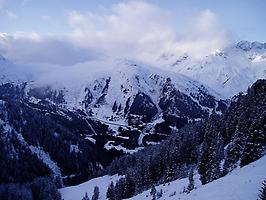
2, 41, 265, 104
1, 41, 265, 103
0, 56, 226, 149
158, 41, 266, 98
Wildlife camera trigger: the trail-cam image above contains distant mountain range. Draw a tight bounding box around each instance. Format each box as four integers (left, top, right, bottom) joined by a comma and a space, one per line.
158, 41, 266, 98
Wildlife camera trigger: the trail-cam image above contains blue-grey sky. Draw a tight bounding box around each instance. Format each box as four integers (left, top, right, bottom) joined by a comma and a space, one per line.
0, 0, 265, 66
1, 0, 265, 41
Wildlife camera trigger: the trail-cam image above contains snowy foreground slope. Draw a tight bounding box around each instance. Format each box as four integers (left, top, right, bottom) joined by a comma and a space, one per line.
60, 175, 121, 200
129, 155, 266, 200
60, 155, 266, 200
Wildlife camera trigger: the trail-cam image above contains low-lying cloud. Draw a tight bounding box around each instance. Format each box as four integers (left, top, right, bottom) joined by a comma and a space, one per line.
0, 32, 100, 65
0, 1, 232, 66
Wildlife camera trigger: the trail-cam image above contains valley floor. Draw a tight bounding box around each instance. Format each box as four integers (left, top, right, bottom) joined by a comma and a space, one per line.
60, 155, 266, 200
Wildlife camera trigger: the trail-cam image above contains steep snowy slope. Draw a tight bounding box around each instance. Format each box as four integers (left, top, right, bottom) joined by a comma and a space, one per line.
72, 60, 222, 122
158, 41, 266, 98
60, 155, 266, 200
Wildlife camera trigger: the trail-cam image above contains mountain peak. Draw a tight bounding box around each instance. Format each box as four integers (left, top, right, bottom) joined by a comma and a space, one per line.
235, 40, 266, 51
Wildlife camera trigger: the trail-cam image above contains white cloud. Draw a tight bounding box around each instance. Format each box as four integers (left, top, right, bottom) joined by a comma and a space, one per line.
0, 1, 232, 66
41, 15, 52, 21
169, 9, 231, 58
0, 32, 100, 65
67, 1, 176, 63
67, 1, 231, 62
12, 31, 42, 41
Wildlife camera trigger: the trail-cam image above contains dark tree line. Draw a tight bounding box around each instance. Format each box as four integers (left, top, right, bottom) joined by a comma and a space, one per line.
0, 127, 52, 183
0, 177, 61, 200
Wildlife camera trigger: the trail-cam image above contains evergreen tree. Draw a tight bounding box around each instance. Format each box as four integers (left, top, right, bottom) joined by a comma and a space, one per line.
199, 113, 223, 185
199, 142, 222, 184
106, 182, 115, 200
165, 138, 177, 182
30, 177, 61, 200
258, 179, 266, 200
117, 104, 122, 113
112, 101, 118, 112
91, 186, 99, 200
157, 189, 163, 199
82, 192, 90, 200
123, 175, 136, 198
165, 164, 176, 182
241, 114, 266, 167
187, 169, 195, 193
114, 178, 126, 200
223, 124, 246, 174
150, 185, 156, 200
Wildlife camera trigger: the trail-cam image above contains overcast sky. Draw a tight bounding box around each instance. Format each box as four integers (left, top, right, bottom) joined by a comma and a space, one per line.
0, 0, 265, 65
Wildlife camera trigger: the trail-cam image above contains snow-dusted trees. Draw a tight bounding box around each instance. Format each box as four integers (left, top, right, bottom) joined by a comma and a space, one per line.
186, 169, 195, 193
112, 101, 118, 112
157, 189, 163, 199
241, 112, 266, 167
92, 186, 99, 200
150, 185, 156, 200
199, 113, 224, 184
0, 184, 33, 200
258, 179, 266, 200
106, 182, 115, 200
123, 174, 136, 198
0, 177, 61, 200
82, 192, 90, 200
223, 122, 246, 173
114, 178, 126, 200
30, 177, 62, 200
